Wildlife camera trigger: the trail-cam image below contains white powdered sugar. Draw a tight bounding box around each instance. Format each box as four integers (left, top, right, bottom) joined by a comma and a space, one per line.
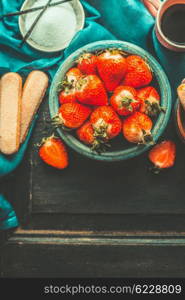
25, 0, 77, 49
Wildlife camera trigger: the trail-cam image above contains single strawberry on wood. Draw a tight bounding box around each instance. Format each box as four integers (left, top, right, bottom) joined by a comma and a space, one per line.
39, 136, 69, 169
149, 140, 176, 173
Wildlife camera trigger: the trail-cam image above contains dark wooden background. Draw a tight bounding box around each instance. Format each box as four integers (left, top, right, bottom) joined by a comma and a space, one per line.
1, 98, 185, 278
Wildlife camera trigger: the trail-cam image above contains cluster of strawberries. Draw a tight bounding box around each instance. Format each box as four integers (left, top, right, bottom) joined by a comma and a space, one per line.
39, 49, 176, 171
55, 49, 162, 151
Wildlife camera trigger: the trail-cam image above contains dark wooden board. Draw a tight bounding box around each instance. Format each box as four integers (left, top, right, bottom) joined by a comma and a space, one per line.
1, 237, 185, 278
1, 94, 185, 278
1, 0, 185, 279
10, 99, 185, 231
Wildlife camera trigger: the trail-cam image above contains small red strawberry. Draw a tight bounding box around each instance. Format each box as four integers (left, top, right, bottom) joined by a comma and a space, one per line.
126, 55, 150, 73
58, 68, 82, 104
96, 49, 127, 92
76, 121, 111, 152
110, 85, 140, 116
39, 136, 68, 169
149, 140, 176, 172
137, 86, 163, 116
58, 87, 76, 104
123, 111, 153, 144
76, 74, 108, 106
90, 106, 122, 140
122, 66, 152, 88
53, 102, 91, 129
65, 67, 83, 85
122, 55, 152, 88
76, 121, 95, 145
77, 53, 97, 75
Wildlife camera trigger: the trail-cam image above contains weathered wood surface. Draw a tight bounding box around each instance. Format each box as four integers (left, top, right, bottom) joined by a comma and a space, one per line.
1, 99, 185, 278
1, 236, 185, 277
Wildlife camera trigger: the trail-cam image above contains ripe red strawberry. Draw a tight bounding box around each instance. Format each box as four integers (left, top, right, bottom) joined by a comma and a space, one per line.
122, 66, 152, 88
58, 87, 76, 104
149, 140, 176, 171
76, 74, 108, 106
77, 53, 97, 75
123, 111, 153, 144
39, 136, 68, 169
58, 68, 82, 104
137, 86, 163, 116
126, 55, 150, 73
65, 67, 82, 85
76, 121, 95, 145
90, 106, 122, 139
53, 102, 91, 129
76, 120, 111, 152
96, 49, 127, 92
110, 85, 140, 116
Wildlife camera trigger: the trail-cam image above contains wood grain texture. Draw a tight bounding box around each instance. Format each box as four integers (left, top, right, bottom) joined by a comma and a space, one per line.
29, 102, 185, 216
1, 97, 185, 278
7, 99, 185, 232
1, 239, 185, 278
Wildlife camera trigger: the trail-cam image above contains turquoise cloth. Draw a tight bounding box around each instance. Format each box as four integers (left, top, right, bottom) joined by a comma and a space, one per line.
0, 0, 184, 230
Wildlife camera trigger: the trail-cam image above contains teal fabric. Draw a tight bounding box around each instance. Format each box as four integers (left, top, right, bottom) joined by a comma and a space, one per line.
0, 0, 184, 230
0, 195, 18, 229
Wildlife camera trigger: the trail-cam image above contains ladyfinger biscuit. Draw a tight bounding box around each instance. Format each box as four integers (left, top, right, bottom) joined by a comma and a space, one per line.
20, 70, 49, 143
0, 72, 22, 155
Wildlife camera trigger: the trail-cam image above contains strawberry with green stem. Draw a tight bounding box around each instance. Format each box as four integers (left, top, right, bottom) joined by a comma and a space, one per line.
123, 111, 153, 144
137, 86, 165, 117
76, 74, 108, 106
90, 106, 122, 143
77, 52, 97, 75
76, 121, 111, 153
58, 68, 82, 104
52, 102, 92, 129
110, 85, 140, 116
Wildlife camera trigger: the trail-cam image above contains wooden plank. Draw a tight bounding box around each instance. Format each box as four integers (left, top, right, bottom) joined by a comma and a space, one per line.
26, 213, 185, 231
13, 228, 185, 237
1, 238, 185, 277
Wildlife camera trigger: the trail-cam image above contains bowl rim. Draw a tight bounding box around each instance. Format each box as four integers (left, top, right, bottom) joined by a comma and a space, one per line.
49, 40, 172, 161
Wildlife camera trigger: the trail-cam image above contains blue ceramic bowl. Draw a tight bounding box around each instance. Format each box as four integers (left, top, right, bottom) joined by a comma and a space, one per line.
49, 40, 172, 161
